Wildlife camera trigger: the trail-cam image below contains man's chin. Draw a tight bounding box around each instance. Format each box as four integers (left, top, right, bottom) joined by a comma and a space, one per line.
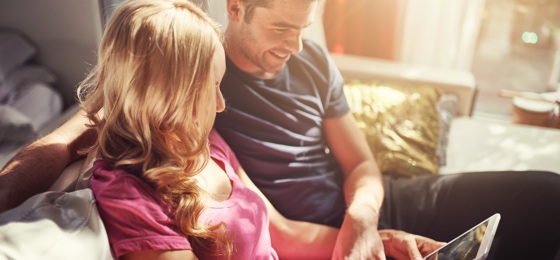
266, 62, 286, 73
252, 60, 287, 78
261, 67, 284, 78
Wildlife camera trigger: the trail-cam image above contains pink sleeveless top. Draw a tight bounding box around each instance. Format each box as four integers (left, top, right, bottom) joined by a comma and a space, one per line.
90, 129, 278, 260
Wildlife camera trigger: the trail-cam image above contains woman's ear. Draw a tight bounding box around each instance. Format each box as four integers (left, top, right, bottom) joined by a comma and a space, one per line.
226, 0, 243, 23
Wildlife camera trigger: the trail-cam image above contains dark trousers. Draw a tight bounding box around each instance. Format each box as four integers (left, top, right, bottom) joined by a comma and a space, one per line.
379, 170, 560, 260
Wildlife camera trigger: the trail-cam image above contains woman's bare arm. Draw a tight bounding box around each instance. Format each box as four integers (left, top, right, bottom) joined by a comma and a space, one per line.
238, 167, 338, 260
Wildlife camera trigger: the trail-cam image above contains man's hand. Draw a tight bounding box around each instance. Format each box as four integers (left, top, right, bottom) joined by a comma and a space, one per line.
380, 229, 446, 260
324, 113, 386, 259
332, 207, 386, 260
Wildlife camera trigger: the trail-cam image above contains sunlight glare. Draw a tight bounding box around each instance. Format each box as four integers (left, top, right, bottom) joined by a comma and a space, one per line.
521, 31, 538, 44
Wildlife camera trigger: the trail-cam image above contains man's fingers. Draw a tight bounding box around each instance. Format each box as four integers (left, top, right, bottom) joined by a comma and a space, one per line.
417, 238, 447, 257
406, 237, 423, 260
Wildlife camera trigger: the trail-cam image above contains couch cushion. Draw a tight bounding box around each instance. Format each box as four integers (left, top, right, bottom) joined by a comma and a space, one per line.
440, 117, 560, 174
0, 188, 112, 259
0, 104, 36, 143
344, 81, 456, 177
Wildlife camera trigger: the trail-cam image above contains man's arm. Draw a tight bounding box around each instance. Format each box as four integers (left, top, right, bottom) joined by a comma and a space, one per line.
380, 229, 446, 260
238, 167, 339, 259
323, 112, 386, 259
0, 110, 94, 213
239, 142, 445, 260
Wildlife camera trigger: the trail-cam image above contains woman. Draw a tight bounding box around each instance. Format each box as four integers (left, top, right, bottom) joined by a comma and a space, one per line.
79, 0, 276, 259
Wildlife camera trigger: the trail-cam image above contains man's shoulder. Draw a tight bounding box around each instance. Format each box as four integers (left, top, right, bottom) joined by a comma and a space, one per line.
291, 39, 333, 72
302, 39, 327, 52
298, 39, 329, 60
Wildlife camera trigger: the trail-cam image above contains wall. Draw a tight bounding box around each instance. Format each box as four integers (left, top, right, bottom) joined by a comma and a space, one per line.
0, 0, 103, 108
323, 0, 403, 60
0, 0, 327, 109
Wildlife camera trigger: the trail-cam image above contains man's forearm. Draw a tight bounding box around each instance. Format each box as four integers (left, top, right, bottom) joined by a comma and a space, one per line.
343, 160, 384, 220
0, 138, 72, 212
0, 110, 93, 213
330, 161, 386, 259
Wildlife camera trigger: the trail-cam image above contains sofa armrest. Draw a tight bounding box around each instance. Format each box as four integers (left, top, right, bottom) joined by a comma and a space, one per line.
441, 117, 560, 174
330, 53, 477, 117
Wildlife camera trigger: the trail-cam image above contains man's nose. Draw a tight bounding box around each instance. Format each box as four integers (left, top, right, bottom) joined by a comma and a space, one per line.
285, 31, 303, 54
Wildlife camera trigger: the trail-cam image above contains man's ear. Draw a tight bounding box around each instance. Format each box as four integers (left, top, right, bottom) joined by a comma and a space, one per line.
226, 0, 243, 23
227, 0, 242, 22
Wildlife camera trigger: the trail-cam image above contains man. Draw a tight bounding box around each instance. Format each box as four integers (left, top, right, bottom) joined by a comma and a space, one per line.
1, 0, 560, 259
216, 0, 386, 258
213, 0, 560, 259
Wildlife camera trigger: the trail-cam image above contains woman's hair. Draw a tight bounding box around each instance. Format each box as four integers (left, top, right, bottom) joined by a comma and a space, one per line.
78, 0, 230, 256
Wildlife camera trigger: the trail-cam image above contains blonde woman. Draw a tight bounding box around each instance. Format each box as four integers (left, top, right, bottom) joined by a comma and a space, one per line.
79, 0, 277, 259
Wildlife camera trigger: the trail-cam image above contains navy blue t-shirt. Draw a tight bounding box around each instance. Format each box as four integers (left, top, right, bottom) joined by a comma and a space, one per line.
215, 40, 349, 227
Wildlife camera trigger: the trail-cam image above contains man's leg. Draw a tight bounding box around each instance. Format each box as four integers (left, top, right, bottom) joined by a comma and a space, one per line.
379, 171, 560, 260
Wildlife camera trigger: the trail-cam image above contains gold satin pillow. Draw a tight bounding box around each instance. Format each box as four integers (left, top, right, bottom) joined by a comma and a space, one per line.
344, 81, 442, 177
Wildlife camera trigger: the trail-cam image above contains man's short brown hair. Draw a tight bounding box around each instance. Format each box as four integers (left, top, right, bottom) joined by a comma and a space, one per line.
240, 0, 318, 23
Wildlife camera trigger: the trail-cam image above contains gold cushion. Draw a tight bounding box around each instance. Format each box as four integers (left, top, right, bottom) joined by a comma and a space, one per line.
344, 81, 442, 177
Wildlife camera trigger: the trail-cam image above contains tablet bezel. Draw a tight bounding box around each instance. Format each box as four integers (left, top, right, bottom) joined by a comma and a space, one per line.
423, 213, 501, 260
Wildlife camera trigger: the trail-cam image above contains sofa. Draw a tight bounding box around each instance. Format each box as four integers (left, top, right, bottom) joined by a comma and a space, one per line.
3, 1, 560, 258
2, 51, 559, 259
35, 52, 559, 188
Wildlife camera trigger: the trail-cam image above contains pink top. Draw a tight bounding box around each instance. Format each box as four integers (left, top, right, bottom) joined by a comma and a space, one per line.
91, 129, 278, 260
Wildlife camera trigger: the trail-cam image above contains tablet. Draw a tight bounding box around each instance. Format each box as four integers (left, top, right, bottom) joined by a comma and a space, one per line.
424, 213, 501, 260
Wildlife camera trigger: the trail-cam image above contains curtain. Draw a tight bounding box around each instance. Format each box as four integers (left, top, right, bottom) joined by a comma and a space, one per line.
398, 0, 487, 70
323, 0, 403, 60
322, 0, 486, 70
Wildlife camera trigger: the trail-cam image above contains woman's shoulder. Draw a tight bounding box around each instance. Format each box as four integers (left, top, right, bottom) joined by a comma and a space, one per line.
209, 129, 226, 150
209, 129, 240, 172
89, 160, 187, 257
90, 159, 162, 205
92, 160, 145, 187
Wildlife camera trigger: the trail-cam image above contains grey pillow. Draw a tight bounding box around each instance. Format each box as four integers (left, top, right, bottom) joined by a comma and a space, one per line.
0, 188, 113, 260
0, 31, 36, 81
436, 94, 458, 166
0, 105, 36, 143
0, 65, 56, 102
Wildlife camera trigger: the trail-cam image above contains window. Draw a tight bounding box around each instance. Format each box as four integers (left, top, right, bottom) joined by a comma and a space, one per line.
472, 0, 560, 120
322, 0, 560, 121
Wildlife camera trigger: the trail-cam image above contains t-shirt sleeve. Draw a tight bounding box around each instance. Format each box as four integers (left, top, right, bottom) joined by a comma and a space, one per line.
90, 163, 192, 258
209, 129, 241, 174
302, 40, 349, 118
325, 52, 349, 118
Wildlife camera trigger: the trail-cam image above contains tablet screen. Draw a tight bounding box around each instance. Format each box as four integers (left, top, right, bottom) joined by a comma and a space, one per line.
424, 214, 500, 260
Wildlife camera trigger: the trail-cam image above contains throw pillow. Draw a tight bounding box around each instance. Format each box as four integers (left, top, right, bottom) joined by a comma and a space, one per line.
0, 188, 113, 260
344, 81, 450, 177
0, 31, 36, 81
0, 65, 56, 102
0, 104, 37, 143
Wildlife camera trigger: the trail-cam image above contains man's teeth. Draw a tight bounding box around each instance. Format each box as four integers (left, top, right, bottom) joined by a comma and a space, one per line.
271, 51, 288, 58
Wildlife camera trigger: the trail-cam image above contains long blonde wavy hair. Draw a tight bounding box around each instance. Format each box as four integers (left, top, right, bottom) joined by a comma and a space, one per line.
77, 0, 231, 256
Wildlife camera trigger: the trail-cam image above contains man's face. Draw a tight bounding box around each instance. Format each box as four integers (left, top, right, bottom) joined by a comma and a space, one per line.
226, 0, 317, 79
